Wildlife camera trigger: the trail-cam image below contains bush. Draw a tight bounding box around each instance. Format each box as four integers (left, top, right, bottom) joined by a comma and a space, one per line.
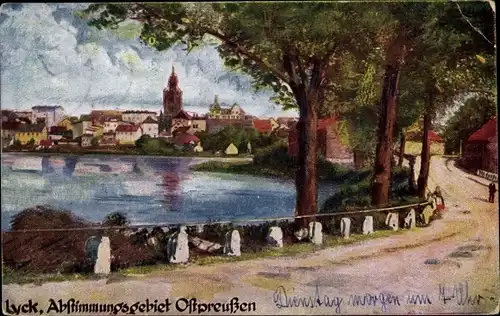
103, 212, 129, 227
321, 166, 417, 213
253, 140, 294, 168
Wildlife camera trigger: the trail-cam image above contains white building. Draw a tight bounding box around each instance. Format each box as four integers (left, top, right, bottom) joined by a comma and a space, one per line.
104, 118, 122, 133
122, 110, 158, 125
115, 124, 142, 145
31, 106, 65, 129
140, 116, 159, 138
72, 117, 93, 139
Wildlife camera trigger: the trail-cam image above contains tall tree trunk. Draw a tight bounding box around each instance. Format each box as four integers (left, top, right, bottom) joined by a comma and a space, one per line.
398, 131, 406, 167
417, 91, 433, 198
372, 65, 400, 206
295, 87, 318, 228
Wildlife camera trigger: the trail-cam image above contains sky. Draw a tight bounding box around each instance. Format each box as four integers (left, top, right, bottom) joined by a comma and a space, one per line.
0, 3, 298, 118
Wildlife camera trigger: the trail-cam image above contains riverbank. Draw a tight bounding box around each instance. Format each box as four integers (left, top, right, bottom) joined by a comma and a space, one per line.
2, 148, 253, 159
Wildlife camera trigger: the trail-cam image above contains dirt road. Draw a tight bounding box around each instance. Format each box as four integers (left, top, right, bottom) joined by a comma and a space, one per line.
3, 157, 499, 315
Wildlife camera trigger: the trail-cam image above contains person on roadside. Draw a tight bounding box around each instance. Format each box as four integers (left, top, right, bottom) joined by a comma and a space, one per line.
488, 182, 496, 203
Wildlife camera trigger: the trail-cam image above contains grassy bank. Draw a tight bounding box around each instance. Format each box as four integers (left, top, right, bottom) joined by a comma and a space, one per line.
3, 228, 406, 285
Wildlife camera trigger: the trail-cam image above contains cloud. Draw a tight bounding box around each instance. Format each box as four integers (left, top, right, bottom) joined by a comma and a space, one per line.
0, 3, 298, 117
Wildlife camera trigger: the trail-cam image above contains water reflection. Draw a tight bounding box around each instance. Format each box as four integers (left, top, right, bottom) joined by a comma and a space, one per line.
161, 171, 182, 212
1, 154, 329, 231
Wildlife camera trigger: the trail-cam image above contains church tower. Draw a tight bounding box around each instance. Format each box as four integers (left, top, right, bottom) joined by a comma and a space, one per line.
162, 65, 183, 127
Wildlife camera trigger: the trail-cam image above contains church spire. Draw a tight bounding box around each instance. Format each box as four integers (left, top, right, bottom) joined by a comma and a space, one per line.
172, 65, 175, 74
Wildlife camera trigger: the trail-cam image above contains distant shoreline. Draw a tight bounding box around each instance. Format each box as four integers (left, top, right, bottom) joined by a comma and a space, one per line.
1, 149, 254, 161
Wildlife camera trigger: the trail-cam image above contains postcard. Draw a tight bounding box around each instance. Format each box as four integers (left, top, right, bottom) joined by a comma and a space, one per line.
1, 2, 498, 315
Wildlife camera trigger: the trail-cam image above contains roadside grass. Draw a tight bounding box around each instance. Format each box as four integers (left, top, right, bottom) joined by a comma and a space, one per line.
2, 228, 406, 285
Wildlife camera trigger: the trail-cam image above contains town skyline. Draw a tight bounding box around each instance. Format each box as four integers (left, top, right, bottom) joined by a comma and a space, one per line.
0, 3, 298, 118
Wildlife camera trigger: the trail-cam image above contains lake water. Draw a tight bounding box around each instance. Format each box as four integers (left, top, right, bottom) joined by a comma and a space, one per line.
0, 153, 337, 231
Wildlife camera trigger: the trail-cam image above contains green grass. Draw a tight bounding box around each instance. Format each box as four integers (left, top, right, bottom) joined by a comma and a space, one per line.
192, 161, 290, 178
2, 229, 403, 285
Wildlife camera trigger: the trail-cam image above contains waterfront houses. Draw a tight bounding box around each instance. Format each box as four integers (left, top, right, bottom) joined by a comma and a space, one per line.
14, 123, 48, 145
141, 116, 159, 138
31, 105, 65, 129
103, 118, 123, 133
90, 110, 122, 125
57, 117, 79, 132
81, 133, 93, 147
171, 110, 207, 135
122, 110, 158, 125
72, 116, 93, 139
115, 124, 142, 144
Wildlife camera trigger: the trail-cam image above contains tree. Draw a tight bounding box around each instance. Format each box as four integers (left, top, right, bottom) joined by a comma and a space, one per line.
369, 3, 426, 206
91, 136, 100, 147
27, 138, 35, 146
103, 212, 129, 227
81, 2, 390, 227
403, 2, 496, 198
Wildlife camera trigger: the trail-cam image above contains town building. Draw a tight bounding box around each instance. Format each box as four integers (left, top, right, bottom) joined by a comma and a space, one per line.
205, 119, 253, 134
103, 118, 123, 133
31, 105, 65, 129
122, 110, 158, 125
2, 110, 17, 123
100, 131, 118, 146
174, 133, 199, 146
225, 143, 238, 155
39, 139, 53, 149
462, 116, 497, 174
1, 122, 20, 148
57, 117, 79, 133
81, 134, 93, 147
115, 124, 142, 145
404, 130, 445, 156
288, 117, 354, 165
140, 116, 159, 138
15, 123, 48, 145
48, 126, 68, 141
11, 111, 33, 123
72, 116, 93, 139
252, 119, 274, 134
1, 122, 20, 139
89, 110, 122, 125
208, 95, 246, 120
170, 110, 207, 135
163, 66, 184, 124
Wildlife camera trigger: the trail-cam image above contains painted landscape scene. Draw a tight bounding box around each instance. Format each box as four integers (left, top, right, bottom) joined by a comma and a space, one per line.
1, 2, 498, 315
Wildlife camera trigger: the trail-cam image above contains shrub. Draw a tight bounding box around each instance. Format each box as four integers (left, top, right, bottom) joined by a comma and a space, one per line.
103, 212, 129, 227
253, 141, 294, 168
321, 166, 417, 213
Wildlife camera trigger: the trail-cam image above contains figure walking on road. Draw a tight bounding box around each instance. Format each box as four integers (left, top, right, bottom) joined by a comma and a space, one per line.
488, 182, 496, 203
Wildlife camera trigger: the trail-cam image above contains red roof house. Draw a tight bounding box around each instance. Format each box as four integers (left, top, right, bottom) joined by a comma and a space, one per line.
39, 139, 53, 148
428, 130, 444, 143
174, 133, 199, 146
463, 117, 497, 173
252, 119, 273, 133
115, 125, 140, 133
468, 117, 497, 142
